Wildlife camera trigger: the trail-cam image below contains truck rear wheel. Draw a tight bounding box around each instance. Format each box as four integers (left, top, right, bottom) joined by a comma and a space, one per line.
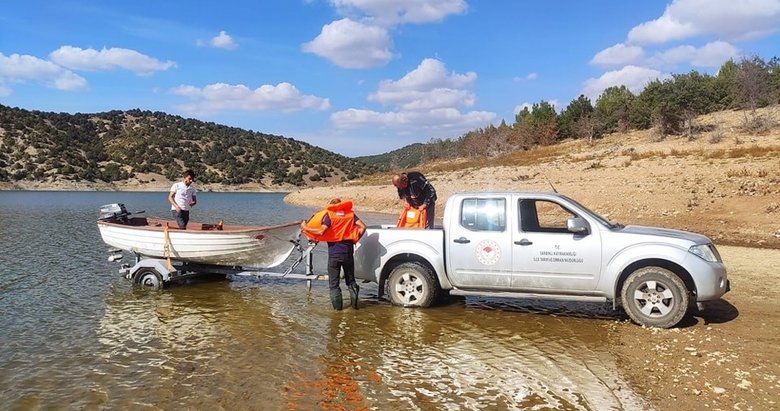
621, 266, 688, 328
387, 262, 439, 308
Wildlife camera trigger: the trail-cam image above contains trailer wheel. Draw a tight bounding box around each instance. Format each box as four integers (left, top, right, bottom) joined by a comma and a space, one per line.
134, 268, 164, 290
621, 266, 688, 328
387, 262, 439, 308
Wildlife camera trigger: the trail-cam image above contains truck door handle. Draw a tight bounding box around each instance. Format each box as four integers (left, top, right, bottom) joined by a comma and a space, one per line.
453, 237, 470, 244
514, 239, 533, 246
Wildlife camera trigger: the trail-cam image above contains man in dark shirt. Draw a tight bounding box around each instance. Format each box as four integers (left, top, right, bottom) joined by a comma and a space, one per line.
392, 171, 437, 229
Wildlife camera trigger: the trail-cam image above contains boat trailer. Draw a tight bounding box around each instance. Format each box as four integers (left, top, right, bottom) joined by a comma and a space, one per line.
107, 236, 327, 290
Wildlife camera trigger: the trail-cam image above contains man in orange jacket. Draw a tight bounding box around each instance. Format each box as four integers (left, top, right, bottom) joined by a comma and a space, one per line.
300, 198, 366, 310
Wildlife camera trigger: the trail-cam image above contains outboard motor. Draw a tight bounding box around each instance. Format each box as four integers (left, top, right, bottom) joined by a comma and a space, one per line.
99, 203, 131, 223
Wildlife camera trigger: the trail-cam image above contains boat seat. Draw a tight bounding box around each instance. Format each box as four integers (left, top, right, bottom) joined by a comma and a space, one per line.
201, 222, 224, 231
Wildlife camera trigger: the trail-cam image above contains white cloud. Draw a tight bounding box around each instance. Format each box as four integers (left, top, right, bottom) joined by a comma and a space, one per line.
331, 58, 495, 136
369, 58, 476, 109
330, 0, 467, 26
627, 0, 780, 45
581, 65, 666, 101
305, 1, 465, 68
0, 52, 87, 92
591, 43, 646, 66
302, 18, 393, 69
331, 107, 495, 131
171, 82, 330, 115
512, 72, 538, 82
648, 41, 739, 67
210, 30, 237, 50
49, 46, 176, 75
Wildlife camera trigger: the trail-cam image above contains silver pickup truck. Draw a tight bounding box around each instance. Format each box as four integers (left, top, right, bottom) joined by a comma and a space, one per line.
353, 192, 730, 328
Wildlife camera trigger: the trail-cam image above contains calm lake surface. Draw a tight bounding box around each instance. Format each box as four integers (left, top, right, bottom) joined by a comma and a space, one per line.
0, 191, 648, 410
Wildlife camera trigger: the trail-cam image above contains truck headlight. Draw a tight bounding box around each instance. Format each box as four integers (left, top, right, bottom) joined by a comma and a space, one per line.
689, 244, 720, 262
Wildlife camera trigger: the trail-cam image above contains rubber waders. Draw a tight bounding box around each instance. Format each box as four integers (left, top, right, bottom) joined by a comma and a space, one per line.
329, 288, 343, 310
348, 283, 359, 309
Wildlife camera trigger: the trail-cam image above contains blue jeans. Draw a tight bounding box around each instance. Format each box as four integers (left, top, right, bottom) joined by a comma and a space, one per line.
171, 210, 190, 229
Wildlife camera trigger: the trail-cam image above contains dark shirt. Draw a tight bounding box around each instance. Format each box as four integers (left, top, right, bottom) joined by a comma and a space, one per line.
397, 171, 437, 208
322, 214, 361, 254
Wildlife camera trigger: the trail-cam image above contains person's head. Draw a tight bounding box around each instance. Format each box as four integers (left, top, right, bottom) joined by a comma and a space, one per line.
329, 198, 341, 204
182, 169, 195, 186
392, 173, 408, 189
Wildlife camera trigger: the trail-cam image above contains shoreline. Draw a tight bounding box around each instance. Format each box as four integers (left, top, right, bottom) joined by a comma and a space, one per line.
0, 181, 294, 193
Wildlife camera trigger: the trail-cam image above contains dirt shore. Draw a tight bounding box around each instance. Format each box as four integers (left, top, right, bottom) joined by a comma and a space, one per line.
607, 245, 779, 411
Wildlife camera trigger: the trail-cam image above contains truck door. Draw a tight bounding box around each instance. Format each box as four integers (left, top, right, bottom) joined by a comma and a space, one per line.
446, 196, 514, 290
511, 198, 602, 291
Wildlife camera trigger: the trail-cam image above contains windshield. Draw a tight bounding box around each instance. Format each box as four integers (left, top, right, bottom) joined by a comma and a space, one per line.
559, 195, 621, 228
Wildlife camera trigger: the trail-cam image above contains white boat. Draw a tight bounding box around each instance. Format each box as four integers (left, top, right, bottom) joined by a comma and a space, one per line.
97, 204, 301, 268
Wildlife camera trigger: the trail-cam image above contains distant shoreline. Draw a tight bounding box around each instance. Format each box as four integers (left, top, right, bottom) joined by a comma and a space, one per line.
0, 181, 294, 193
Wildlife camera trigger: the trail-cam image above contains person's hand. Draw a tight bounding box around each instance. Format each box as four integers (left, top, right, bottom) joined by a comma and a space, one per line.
300, 220, 307, 230
419, 204, 427, 211
174, 205, 182, 212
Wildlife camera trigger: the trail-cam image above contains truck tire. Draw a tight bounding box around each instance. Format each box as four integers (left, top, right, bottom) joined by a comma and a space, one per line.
134, 268, 163, 290
621, 266, 689, 328
387, 262, 439, 308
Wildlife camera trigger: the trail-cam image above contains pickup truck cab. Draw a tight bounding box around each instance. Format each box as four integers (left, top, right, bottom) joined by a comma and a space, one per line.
353, 192, 729, 328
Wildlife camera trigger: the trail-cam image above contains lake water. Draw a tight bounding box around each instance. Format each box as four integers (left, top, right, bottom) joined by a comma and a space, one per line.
0, 191, 649, 410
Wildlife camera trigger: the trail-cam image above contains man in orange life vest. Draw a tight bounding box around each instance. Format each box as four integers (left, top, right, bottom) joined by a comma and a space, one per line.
300, 198, 366, 310
392, 171, 437, 229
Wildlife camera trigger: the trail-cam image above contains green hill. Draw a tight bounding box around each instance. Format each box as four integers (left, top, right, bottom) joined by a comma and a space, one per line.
354, 143, 427, 171
0, 105, 377, 187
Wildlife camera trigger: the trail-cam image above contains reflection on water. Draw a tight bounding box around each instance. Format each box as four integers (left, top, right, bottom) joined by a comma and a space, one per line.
0, 192, 650, 410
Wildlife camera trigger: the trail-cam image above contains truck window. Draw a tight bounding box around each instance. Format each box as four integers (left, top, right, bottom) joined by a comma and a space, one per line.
518, 199, 575, 233
460, 198, 506, 232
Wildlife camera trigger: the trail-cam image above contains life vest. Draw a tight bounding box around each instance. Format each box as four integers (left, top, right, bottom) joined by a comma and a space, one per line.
303, 200, 363, 243
396, 206, 427, 228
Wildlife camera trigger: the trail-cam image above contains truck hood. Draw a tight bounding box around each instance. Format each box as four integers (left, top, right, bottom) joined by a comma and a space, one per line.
617, 225, 711, 245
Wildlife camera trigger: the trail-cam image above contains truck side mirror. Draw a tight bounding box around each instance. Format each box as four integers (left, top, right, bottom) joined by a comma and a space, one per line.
567, 217, 589, 234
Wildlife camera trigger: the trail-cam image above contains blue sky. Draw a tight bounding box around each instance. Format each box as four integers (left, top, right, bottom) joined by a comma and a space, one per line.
1, 1, 779, 157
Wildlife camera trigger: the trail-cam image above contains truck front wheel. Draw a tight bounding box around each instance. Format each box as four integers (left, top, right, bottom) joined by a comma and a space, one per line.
621, 266, 689, 328
387, 262, 439, 308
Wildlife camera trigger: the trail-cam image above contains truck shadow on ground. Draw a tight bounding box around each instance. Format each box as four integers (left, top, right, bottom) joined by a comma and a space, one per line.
436, 294, 739, 328
678, 299, 739, 327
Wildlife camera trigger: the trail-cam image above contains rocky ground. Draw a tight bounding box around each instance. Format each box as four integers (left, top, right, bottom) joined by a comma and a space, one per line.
607, 246, 779, 411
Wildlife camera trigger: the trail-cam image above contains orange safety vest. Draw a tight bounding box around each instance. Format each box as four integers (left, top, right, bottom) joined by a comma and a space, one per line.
396, 206, 427, 228
303, 200, 363, 243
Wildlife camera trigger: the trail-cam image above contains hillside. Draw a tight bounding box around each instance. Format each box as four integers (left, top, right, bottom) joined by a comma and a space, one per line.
354, 143, 427, 171
286, 105, 780, 249
0, 105, 377, 190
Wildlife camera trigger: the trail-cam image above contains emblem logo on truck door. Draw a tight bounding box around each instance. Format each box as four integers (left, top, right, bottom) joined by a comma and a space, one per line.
476, 239, 501, 265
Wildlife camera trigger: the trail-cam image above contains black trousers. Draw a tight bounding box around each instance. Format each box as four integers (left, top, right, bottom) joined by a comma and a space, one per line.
327, 252, 356, 290
171, 210, 190, 229
425, 203, 436, 229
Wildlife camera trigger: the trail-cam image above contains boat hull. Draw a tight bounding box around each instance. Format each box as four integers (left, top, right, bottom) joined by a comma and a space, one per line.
98, 217, 301, 268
